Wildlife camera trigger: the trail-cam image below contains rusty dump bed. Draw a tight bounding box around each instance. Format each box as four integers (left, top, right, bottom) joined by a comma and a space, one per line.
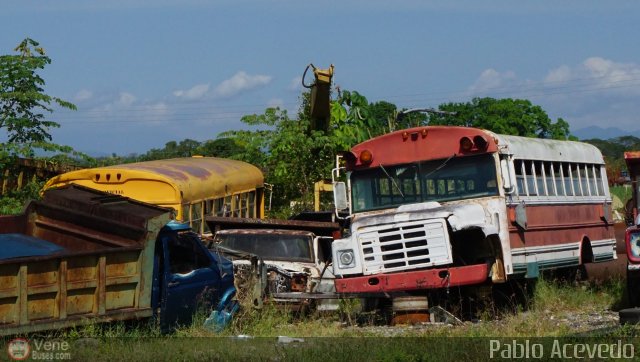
206, 216, 340, 237
0, 185, 171, 336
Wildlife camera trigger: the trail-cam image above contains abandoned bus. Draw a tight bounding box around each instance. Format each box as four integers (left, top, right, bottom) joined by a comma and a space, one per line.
43, 157, 265, 234
331, 126, 616, 294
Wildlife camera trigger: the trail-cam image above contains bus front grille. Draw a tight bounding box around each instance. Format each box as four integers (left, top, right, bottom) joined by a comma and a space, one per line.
358, 219, 452, 274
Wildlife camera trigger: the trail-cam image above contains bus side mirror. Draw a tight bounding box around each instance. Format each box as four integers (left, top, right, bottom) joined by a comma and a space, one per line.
501, 159, 516, 194
333, 182, 348, 210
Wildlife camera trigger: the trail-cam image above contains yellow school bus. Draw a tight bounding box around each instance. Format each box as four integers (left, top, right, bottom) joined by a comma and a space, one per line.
42, 156, 265, 234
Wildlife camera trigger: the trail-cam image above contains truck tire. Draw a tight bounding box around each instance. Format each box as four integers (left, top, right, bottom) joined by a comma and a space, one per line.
619, 308, 640, 324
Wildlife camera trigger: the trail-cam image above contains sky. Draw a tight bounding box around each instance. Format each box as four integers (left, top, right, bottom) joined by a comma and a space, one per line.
2, 0, 640, 156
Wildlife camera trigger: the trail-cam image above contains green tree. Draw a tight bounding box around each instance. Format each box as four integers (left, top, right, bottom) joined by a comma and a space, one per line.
0, 38, 77, 159
431, 97, 574, 140
0, 38, 86, 214
140, 139, 203, 160
221, 101, 337, 213
196, 138, 244, 158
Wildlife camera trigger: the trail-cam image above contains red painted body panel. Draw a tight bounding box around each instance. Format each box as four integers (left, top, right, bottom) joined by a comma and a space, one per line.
347, 126, 498, 169
507, 203, 613, 249
334, 264, 489, 293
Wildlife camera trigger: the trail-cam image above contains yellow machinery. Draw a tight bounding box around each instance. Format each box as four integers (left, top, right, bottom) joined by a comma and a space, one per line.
302, 63, 334, 131
314, 180, 333, 212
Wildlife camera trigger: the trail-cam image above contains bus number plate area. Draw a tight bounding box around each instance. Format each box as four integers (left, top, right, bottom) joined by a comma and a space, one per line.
358, 219, 452, 274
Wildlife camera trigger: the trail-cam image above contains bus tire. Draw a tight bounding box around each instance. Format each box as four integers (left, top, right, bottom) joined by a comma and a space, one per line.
619, 308, 640, 325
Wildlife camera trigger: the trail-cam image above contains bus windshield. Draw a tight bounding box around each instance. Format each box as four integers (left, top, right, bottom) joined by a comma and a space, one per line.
350, 154, 499, 212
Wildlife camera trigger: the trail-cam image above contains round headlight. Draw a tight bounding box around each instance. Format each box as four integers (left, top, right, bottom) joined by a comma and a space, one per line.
339, 250, 354, 266
631, 233, 640, 258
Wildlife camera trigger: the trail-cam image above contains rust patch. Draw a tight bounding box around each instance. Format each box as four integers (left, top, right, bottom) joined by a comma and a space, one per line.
392, 312, 430, 326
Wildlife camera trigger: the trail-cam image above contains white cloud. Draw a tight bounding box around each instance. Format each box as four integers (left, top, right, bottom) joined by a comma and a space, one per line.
467, 68, 518, 94
173, 83, 210, 100
86, 92, 171, 124
463, 58, 640, 132
116, 92, 136, 107
544, 57, 640, 93
544, 65, 571, 83
289, 76, 303, 91
74, 89, 93, 102
140, 102, 171, 123
213, 71, 272, 98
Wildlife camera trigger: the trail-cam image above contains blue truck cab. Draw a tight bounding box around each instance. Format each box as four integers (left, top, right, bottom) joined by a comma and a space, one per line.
153, 221, 236, 331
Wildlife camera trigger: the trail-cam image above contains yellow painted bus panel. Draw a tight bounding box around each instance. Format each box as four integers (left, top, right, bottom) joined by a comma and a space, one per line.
43, 157, 265, 222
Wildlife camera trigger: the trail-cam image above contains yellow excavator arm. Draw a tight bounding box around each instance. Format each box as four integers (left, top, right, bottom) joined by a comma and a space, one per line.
302, 63, 334, 131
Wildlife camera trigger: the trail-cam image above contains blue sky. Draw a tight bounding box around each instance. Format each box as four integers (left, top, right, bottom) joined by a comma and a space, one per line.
3, 1, 640, 155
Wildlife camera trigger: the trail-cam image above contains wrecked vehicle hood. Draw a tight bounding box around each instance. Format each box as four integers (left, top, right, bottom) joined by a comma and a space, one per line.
231, 258, 323, 278
352, 201, 498, 235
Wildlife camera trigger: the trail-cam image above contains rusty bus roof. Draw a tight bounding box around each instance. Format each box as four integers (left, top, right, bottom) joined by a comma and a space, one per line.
493, 133, 605, 164
43, 157, 264, 204
625, 151, 640, 163
346, 126, 604, 168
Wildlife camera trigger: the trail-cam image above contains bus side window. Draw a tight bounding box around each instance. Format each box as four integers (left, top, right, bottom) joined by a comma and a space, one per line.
594, 165, 604, 196
544, 162, 556, 196
571, 163, 583, 196
181, 204, 189, 223
553, 162, 564, 196
248, 192, 256, 218
534, 161, 546, 196
514, 160, 527, 196
526, 161, 538, 196
191, 202, 203, 234
204, 199, 214, 216
562, 163, 574, 196
580, 164, 591, 196
224, 195, 232, 216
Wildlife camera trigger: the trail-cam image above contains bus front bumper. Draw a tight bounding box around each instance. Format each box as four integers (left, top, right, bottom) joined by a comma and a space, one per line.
334, 264, 489, 293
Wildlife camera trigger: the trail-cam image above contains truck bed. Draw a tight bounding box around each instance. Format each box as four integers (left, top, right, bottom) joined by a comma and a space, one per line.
0, 185, 172, 336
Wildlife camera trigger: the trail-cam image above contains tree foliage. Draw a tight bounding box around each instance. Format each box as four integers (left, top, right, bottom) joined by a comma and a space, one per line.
0, 38, 78, 159
0, 38, 88, 214
583, 135, 640, 183
221, 95, 338, 213
431, 97, 574, 140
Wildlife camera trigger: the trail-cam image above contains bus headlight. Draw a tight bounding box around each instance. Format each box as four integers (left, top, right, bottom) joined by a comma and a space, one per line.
628, 231, 640, 260
338, 250, 355, 269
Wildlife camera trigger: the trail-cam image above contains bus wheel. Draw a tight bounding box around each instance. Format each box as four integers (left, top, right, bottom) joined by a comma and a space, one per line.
627, 271, 640, 307
619, 308, 640, 324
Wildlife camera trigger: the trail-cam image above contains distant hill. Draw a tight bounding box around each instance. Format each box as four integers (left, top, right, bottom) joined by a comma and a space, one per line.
573, 126, 640, 140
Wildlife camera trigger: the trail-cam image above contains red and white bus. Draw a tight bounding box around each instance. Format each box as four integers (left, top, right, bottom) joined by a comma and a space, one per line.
624, 151, 640, 307
331, 126, 616, 295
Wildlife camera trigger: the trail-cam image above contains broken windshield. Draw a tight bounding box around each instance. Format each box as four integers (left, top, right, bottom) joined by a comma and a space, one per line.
350, 153, 499, 212
215, 233, 314, 262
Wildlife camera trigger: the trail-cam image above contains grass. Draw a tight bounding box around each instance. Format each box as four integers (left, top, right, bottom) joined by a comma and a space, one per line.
3, 276, 636, 361
18, 276, 636, 362
611, 185, 633, 209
